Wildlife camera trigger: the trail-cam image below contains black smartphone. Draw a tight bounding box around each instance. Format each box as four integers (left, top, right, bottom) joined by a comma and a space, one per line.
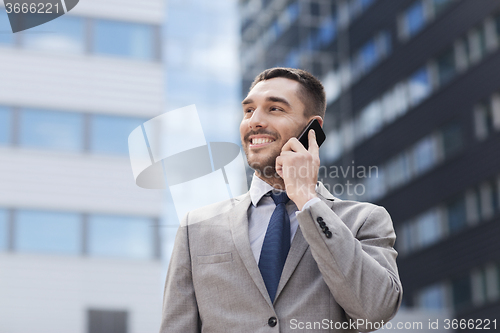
297, 119, 326, 150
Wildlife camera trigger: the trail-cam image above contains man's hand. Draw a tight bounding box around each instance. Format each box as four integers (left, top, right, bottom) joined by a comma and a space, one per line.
275, 129, 320, 210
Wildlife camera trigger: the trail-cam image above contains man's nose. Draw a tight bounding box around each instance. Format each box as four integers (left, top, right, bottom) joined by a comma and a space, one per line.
248, 108, 268, 129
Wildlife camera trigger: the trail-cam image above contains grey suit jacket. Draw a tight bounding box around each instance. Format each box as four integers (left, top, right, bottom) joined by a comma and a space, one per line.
160, 183, 402, 333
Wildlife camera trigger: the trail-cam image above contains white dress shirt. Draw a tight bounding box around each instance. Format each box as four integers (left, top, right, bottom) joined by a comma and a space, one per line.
247, 173, 321, 264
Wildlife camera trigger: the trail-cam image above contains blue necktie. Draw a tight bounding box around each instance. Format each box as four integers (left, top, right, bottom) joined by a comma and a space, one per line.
258, 191, 291, 303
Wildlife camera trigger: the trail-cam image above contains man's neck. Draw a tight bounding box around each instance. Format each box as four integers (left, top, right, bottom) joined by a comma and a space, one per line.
255, 170, 286, 191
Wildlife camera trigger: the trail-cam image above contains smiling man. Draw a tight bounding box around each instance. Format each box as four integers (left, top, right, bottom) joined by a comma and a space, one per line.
160, 68, 402, 333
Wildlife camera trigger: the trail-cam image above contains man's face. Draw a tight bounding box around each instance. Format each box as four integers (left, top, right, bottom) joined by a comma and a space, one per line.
240, 77, 311, 177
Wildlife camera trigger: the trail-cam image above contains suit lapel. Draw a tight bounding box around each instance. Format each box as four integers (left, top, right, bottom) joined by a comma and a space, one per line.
229, 193, 273, 306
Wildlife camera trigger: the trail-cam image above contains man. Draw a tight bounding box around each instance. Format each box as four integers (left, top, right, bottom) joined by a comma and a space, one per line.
160, 68, 402, 332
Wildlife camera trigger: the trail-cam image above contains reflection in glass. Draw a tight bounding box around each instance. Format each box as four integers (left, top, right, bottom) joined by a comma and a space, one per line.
417, 283, 447, 309
408, 67, 431, 106
88, 215, 153, 259
447, 196, 467, 234
437, 48, 456, 85
0, 209, 8, 251
22, 16, 85, 54
405, 1, 425, 37
91, 115, 146, 155
452, 275, 472, 310
15, 210, 81, 254
0, 106, 11, 145
0, 8, 14, 45
441, 122, 462, 158
93, 19, 155, 60
19, 109, 84, 151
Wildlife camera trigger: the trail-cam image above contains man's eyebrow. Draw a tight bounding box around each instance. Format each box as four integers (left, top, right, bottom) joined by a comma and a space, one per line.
267, 96, 291, 107
241, 96, 291, 107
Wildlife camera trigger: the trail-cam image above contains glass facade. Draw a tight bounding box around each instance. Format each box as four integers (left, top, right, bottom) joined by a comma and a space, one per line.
0, 8, 13, 45
404, 1, 426, 38
90, 115, 146, 155
0, 106, 11, 145
22, 15, 85, 54
15, 210, 81, 254
88, 215, 154, 259
19, 109, 84, 151
0, 209, 8, 251
93, 20, 155, 61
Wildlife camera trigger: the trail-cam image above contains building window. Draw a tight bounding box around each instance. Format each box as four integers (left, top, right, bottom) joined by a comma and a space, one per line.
385, 153, 411, 190
447, 196, 467, 234
415, 208, 444, 248
0, 106, 12, 145
467, 26, 487, 64
474, 100, 495, 140
452, 274, 472, 311
416, 283, 448, 309
93, 19, 156, 61
352, 31, 391, 79
87, 309, 128, 333
411, 135, 439, 175
87, 215, 154, 259
357, 100, 383, 141
19, 109, 84, 151
436, 47, 456, 86
401, 1, 426, 39
441, 122, 463, 159
0, 8, 14, 45
90, 115, 146, 155
15, 210, 81, 255
0, 209, 8, 251
22, 15, 85, 54
408, 66, 432, 106
432, 0, 454, 15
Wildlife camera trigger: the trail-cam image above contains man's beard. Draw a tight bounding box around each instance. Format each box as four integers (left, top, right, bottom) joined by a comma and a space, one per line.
244, 145, 281, 180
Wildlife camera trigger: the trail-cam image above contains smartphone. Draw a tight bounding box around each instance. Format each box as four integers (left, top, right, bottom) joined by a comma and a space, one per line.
297, 119, 326, 150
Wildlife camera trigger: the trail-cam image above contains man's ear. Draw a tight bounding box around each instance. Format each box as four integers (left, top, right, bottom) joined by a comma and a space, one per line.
310, 115, 323, 128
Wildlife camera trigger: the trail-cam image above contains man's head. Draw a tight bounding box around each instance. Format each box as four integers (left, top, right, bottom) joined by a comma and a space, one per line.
240, 67, 326, 178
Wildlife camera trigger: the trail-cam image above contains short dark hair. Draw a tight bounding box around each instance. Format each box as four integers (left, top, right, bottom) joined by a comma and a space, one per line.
249, 67, 326, 119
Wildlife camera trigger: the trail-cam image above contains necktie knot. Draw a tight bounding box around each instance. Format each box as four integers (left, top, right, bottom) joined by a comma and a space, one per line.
270, 191, 289, 206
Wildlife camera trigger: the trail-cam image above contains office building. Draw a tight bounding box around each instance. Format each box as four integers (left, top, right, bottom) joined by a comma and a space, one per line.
240, 0, 500, 324
0, 0, 165, 332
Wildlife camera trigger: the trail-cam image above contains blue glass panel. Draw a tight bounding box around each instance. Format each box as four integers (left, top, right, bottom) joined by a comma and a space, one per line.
91, 115, 146, 155
408, 67, 431, 106
19, 109, 83, 151
88, 215, 153, 259
15, 210, 81, 254
94, 20, 155, 60
0, 8, 14, 44
406, 1, 426, 37
22, 15, 84, 54
0, 106, 12, 145
360, 40, 377, 72
0, 209, 8, 251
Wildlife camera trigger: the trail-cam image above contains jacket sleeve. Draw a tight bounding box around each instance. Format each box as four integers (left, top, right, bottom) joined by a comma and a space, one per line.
159, 213, 201, 333
296, 200, 402, 331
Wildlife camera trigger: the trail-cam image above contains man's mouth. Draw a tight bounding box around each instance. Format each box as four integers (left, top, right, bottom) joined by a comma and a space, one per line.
249, 136, 276, 148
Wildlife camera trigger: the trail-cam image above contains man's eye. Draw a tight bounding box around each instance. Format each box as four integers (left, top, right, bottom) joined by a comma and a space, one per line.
270, 107, 282, 111
245, 108, 254, 113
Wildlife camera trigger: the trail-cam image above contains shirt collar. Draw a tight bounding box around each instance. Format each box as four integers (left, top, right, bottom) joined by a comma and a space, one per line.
249, 172, 322, 207
249, 173, 277, 207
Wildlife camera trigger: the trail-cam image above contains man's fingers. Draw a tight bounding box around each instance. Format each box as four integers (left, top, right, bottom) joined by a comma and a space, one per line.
282, 137, 307, 153
308, 129, 319, 156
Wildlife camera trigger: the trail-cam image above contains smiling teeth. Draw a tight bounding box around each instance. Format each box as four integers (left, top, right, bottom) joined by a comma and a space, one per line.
252, 138, 274, 145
